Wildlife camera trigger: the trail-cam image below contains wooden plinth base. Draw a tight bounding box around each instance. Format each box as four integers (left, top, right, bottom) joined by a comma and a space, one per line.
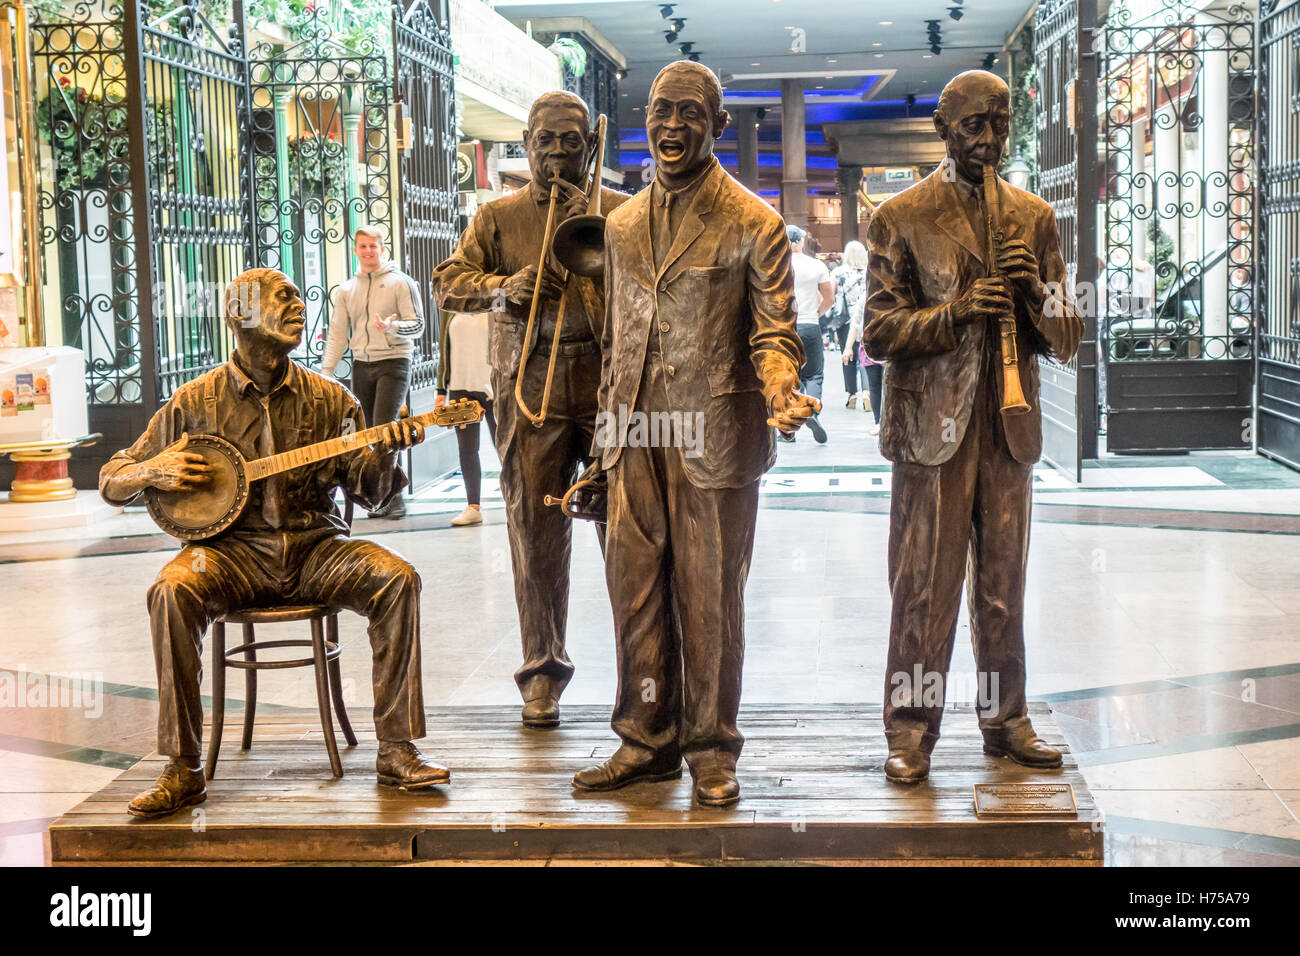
48, 702, 1102, 865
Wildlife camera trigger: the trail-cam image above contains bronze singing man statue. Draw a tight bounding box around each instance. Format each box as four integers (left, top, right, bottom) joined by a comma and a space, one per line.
433, 92, 627, 728
100, 267, 448, 817
862, 70, 1083, 783
572, 61, 816, 807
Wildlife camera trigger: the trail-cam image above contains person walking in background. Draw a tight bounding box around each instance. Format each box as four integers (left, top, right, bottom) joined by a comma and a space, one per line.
322, 225, 425, 519
832, 240, 868, 409
788, 224, 834, 444
436, 310, 497, 526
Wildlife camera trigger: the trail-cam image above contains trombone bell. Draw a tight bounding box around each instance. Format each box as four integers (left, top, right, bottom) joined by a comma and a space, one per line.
551, 213, 606, 278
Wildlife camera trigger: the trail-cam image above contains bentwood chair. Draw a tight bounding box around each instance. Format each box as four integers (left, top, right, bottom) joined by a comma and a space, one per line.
204, 500, 358, 780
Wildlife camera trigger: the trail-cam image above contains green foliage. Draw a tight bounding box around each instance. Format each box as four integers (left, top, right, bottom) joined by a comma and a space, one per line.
548, 37, 588, 79
1005, 26, 1037, 192
257, 131, 349, 202
1146, 219, 1177, 299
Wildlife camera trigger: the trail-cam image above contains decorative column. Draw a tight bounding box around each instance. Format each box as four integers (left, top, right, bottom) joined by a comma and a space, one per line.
734, 107, 759, 193
275, 87, 294, 279
343, 84, 363, 274
836, 164, 863, 249
780, 78, 807, 227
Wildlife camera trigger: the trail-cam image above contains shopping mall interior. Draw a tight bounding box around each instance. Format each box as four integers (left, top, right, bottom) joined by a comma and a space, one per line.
0, 0, 1297, 879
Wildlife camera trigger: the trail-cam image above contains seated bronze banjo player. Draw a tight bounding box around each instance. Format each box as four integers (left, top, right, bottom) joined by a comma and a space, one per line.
99, 267, 481, 817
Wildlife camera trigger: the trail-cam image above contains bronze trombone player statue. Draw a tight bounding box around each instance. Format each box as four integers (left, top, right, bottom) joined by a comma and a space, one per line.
571, 61, 816, 807
433, 92, 627, 728
862, 70, 1083, 784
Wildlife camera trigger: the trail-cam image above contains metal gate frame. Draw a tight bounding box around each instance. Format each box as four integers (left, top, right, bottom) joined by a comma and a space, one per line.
1258, 0, 1300, 471
1034, 0, 1100, 481
393, 0, 457, 394
1099, 0, 1256, 454
246, 3, 394, 373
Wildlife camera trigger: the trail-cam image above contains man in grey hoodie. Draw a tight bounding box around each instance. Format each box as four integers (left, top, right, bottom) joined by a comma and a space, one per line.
323, 226, 425, 518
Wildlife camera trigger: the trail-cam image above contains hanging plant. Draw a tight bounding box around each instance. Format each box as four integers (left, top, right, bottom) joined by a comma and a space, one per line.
284, 131, 350, 202
548, 37, 589, 79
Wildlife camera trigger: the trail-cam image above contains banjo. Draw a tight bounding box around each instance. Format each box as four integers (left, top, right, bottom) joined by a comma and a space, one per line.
146, 398, 484, 542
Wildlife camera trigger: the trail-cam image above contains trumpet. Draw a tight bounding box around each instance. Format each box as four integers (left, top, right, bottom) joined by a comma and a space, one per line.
982, 164, 1032, 417
514, 114, 608, 428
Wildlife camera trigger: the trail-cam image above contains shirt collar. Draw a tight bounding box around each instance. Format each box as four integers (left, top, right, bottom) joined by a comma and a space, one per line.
652, 156, 718, 207
528, 178, 557, 205
227, 352, 297, 398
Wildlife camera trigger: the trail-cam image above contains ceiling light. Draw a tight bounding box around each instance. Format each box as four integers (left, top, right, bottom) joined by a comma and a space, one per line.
827, 58, 837, 63
751, 61, 760, 66
930, 42, 942, 54
874, 52, 884, 58
872, 42, 882, 47
679, 42, 695, 54
688, 53, 700, 62
658, 4, 674, 18
664, 29, 678, 43
880, 21, 893, 26
670, 17, 686, 32
948, 7, 963, 20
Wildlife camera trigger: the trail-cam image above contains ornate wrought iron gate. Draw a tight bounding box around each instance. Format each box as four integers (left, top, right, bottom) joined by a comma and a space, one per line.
1258, 0, 1300, 469
127, 1, 253, 403
1034, 0, 1099, 480
246, 5, 393, 373
1100, 0, 1256, 452
393, 0, 457, 393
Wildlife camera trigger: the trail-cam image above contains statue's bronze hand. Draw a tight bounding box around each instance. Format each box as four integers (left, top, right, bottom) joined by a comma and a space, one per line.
552, 178, 589, 222
371, 418, 425, 456
143, 433, 214, 492
503, 264, 564, 305
996, 238, 1043, 297
759, 354, 820, 434
952, 277, 1014, 325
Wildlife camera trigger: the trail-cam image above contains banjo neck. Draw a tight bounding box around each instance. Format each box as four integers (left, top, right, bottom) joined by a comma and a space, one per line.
243, 404, 475, 483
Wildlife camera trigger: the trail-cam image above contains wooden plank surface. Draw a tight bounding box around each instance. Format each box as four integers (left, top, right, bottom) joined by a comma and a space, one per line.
49, 703, 1103, 865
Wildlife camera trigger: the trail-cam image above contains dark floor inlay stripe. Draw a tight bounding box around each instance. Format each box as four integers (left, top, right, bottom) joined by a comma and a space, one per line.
0, 733, 139, 770
1074, 722, 1300, 766
1037, 662, 1300, 703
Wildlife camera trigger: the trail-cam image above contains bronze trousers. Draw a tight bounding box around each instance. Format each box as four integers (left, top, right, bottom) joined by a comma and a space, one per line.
146, 530, 426, 757
494, 343, 603, 703
604, 442, 759, 773
882, 363, 1033, 753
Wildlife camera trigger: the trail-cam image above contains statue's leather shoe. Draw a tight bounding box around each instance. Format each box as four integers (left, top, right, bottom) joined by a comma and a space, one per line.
127, 758, 206, 818
522, 696, 560, 728
983, 723, 1063, 768
692, 767, 740, 807
572, 749, 682, 792
377, 741, 451, 790
884, 749, 930, 784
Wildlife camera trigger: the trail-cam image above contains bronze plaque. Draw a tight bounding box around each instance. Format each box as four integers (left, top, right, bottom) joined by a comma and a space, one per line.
973, 783, 1078, 818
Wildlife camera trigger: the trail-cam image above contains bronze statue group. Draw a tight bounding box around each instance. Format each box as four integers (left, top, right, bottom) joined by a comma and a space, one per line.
102, 64, 1082, 817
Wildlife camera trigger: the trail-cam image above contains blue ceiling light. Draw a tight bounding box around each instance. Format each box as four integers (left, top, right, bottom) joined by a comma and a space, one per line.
658, 4, 675, 19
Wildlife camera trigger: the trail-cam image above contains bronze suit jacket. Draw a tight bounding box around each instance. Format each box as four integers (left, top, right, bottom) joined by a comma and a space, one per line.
599, 161, 805, 488
862, 169, 1082, 466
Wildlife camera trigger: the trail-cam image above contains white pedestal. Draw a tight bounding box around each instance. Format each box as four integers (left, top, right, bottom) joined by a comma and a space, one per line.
0, 490, 121, 533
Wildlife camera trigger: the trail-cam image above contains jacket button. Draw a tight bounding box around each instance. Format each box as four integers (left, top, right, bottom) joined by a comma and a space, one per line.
659, 322, 670, 333
666, 364, 675, 376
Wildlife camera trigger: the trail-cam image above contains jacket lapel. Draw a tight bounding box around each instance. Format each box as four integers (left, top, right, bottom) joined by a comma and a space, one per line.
654, 163, 723, 284
933, 174, 989, 270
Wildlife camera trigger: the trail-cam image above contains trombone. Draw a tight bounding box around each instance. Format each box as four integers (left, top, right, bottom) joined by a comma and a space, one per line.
514, 114, 608, 428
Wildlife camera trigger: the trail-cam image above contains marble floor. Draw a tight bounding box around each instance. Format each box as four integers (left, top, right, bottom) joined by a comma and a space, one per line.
1, 353, 1298, 866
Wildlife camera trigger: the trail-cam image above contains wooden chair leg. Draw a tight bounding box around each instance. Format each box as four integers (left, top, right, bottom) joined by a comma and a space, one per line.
310, 616, 343, 778
241, 622, 257, 750
326, 614, 357, 747
205, 621, 226, 781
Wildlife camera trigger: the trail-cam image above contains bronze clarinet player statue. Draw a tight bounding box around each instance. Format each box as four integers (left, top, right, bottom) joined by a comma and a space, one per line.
862, 70, 1083, 784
